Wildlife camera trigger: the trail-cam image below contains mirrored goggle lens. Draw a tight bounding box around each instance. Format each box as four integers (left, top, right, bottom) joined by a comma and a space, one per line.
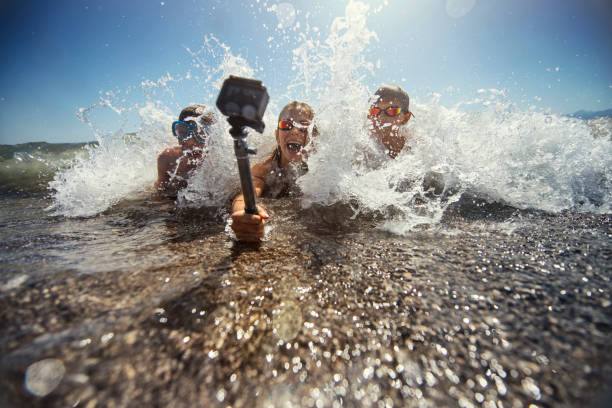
278, 120, 293, 130
369, 107, 403, 117
172, 122, 194, 140
278, 120, 311, 130
384, 107, 402, 116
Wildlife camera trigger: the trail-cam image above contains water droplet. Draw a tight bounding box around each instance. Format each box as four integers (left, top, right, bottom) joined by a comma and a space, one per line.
522, 377, 541, 400
24, 359, 66, 397
216, 388, 226, 402
272, 300, 302, 342
78, 338, 92, 347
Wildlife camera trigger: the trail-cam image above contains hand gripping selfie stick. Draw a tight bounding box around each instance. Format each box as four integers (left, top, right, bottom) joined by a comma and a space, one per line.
216, 76, 269, 214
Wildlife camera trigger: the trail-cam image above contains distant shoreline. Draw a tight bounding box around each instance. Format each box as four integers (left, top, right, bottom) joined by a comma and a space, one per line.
568, 108, 612, 120
0, 141, 97, 148
0, 141, 97, 161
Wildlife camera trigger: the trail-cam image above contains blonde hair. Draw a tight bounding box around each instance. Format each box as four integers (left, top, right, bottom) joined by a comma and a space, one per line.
278, 101, 314, 120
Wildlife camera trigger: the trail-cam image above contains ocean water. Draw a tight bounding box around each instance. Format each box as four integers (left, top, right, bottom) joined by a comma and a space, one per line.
1, 2, 612, 407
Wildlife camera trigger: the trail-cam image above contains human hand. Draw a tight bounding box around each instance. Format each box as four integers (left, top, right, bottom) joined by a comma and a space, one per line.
230, 205, 270, 242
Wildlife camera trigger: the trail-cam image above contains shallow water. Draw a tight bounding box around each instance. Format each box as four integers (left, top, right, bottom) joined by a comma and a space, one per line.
1, 2, 611, 406
1, 192, 610, 407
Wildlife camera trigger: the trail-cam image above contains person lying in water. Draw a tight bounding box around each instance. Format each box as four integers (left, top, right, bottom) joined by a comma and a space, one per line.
367, 84, 445, 195
230, 101, 316, 241
154, 105, 215, 196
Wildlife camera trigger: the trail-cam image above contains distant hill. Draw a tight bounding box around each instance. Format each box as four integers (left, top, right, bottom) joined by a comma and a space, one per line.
568, 109, 612, 119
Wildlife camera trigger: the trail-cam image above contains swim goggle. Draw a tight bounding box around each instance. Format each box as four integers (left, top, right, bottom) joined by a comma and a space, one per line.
369, 106, 412, 119
278, 120, 312, 132
172, 121, 206, 144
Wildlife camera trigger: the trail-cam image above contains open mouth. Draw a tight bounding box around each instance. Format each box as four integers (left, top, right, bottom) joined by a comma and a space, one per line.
286, 142, 302, 153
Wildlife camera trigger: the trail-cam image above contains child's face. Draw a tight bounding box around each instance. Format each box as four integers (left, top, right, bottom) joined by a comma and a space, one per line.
368, 97, 409, 134
179, 117, 207, 154
179, 135, 202, 153
275, 106, 314, 166
368, 97, 411, 157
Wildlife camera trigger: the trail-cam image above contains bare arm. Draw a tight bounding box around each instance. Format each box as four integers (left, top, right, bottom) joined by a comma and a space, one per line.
231, 161, 267, 212
230, 159, 271, 241
154, 149, 175, 190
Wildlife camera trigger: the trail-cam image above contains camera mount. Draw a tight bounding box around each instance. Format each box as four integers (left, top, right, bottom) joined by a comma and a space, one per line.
216, 76, 269, 215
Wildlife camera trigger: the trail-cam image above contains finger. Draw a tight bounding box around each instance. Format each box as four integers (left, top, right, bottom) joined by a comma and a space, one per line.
231, 216, 265, 232
231, 211, 264, 225
258, 207, 269, 219
235, 231, 265, 242
234, 225, 265, 240
231, 223, 265, 236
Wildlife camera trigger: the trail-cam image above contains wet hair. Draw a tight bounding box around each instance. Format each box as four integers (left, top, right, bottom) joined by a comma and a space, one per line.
373, 84, 410, 111
271, 145, 283, 166
278, 101, 314, 121
178, 104, 215, 127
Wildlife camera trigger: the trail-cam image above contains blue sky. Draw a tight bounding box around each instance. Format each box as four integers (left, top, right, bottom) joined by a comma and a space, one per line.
0, 0, 611, 144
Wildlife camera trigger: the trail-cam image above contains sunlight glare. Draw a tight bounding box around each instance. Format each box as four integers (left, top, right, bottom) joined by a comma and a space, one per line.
445, 0, 476, 19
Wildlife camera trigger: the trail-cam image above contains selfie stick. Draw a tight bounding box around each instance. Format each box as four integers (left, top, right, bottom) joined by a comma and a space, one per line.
228, 117, 258, 214
216, 76, 269, 215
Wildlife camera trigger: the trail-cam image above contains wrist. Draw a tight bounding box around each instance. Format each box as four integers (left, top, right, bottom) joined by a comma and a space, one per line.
232, 197, 245, 213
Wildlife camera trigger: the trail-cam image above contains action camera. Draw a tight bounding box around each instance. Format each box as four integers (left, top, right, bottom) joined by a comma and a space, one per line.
216, 76, 269, 133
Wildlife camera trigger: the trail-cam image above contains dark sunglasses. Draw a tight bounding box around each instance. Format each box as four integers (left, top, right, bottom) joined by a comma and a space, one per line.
369, 106, 412, 119
172, 121, 206, 145
278, 120, 311, 132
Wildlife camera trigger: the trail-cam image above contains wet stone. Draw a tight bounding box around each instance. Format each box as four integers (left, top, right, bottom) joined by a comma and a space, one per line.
0, 204, 611, 407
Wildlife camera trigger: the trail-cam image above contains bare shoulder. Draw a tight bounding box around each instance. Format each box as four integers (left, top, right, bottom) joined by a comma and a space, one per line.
251, 156, 274, 178
158, 146, 182, 164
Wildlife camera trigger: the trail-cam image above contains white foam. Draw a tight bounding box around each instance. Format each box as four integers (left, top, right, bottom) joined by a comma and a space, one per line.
1, 274, 28, 291
47, 101, 169, 217
47, 1, 612, 236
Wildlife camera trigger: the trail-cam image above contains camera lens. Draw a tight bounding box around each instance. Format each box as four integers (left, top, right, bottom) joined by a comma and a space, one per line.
224, 102, 241, 116
241, 105, 257, 120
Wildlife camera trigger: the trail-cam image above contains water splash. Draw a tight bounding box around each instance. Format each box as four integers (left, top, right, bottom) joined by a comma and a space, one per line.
442, 92, 612, 213
46, 1, 612, 232
302, 86, 612, 233
47, 108, 166, 217
47, 36, 264, 216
